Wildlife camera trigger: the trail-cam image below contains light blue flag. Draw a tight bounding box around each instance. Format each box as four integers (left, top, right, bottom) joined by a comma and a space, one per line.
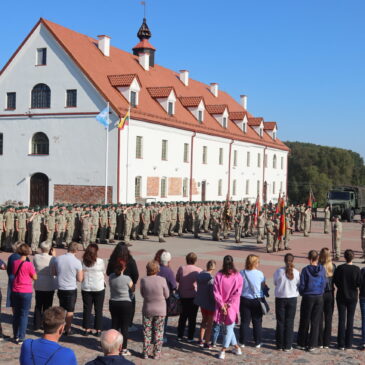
96, 106, 109, 128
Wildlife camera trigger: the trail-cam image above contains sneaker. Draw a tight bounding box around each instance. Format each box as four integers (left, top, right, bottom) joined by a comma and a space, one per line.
218, 351, 225, 360
199, 341, 204, 347
319, 346, 323, 349
16, 339, 24, 345
307, 347, 315, 352
323, 346, 329, 349
239, 343, 245, 348
338, 347, 345, 351
211, 343, 217, 348
122, 349, 131, 356
255, 344, 261, 349
283, 348, 293, 352
296, 345, 306, 350
187, 338, 194, 343
232, 347, 242, 355
203, 343, 212, 350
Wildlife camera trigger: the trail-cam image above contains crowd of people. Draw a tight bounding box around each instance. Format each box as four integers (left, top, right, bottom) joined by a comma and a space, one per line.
0, 237, 364, 364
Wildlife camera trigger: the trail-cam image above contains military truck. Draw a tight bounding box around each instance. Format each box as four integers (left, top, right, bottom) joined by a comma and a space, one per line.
327, 186, 365, 222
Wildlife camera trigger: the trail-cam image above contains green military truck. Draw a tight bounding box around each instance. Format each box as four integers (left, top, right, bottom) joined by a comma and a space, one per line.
327, 186, 365, 222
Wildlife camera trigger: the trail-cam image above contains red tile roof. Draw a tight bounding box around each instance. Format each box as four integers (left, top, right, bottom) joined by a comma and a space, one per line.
179, 96, 203, 107
147, 87, 175, 98
132, 39, 156, 51
206, 104, 228, 115
229, 111, 247, 120
108, 74, 140, 87
264, 122, 277, 130
248, 117, 264, 127
0, 18, 288, 152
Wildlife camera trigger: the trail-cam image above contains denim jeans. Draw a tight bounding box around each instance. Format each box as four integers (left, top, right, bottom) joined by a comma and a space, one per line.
360, 298, 365, 345
212, 322, 222, 345
222, 323, 237, 348
12, 292, 32, 340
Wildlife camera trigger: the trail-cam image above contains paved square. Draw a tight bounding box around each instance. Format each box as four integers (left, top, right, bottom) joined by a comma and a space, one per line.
1, 219, 365, 364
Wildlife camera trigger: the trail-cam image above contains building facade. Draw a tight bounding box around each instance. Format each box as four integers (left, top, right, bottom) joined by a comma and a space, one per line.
0, 18, 289, 206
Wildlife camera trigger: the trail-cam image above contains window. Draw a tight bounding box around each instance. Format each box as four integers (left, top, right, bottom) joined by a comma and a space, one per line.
257, 153, 261, 168
232, 179, 237, 195
243, 122, 247, 133
222, 117, 227, 128
66, 89, 77, 107
202, 146, 207, 164
161, 177, 167, 197
273, 131, 276, 140
6, 92, 16, 110
36, 48, 47, 66
31, 83, 51, 108
257, 180, 260, 196
135, 176, 142, 198
273, 182, 276, 194
259, 127, 263, 137
264, 154, 268, 168
31, 132, 49, 155
0, 133, 3, 155
168, 102, 174, 116
161, 140, 168, 160
218, 179, 223, 196
183, 178, 189, 197
245, 179, 250, 195
219, 148, 223, 165
130, 91, 137, 108
136, 136, 143, 159
281, 156, 284, 170
247, 151, 250, 167
198, 110, 203, 123
183, 143, 189, 163
233, 150, 238, 167
273, 154, 277, 169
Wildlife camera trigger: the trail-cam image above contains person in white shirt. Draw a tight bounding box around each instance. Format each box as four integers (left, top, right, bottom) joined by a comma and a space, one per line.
273, 253, 300, 352
81, 243, 106, 336
33, 242, 57, 331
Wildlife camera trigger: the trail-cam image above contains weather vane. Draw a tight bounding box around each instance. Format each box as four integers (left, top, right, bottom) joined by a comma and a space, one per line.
140, 1, 146, 18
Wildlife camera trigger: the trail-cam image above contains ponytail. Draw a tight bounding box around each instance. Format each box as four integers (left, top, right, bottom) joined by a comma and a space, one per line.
284, 253, 294, 280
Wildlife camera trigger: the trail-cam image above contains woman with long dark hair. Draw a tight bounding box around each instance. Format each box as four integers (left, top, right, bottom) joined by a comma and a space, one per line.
107, 243, 139, 330
273, 253, 300, 351
213, 255, 243, 360
318, 248, 335, 348
81, 243, 105, 336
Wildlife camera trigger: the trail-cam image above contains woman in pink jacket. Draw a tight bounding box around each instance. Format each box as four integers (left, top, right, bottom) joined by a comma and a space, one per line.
213, 255, 243, 360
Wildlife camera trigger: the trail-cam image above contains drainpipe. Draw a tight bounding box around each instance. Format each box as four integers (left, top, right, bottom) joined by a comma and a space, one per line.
189, 132, 196, 202
227, 140, 234, 199
286, 152, 289, 201
263, 146, 267, 203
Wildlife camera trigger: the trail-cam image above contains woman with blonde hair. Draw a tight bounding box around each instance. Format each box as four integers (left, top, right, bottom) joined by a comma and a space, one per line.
239, 254, 268, 348
318, 247, 336, 348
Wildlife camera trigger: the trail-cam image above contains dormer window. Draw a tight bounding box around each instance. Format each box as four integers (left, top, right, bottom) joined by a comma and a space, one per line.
223, 117, 227, 128
168, 101, 174, 116
108, 74, 141, 108
130, 91, 137, 108
179, 97, 205, 123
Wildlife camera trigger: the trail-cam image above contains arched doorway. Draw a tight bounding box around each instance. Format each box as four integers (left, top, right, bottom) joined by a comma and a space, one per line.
30, 173, 49, 207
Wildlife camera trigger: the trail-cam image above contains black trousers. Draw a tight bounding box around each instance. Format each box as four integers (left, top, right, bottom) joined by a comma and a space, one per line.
177, 298, 199, 340
297, 295, 323, 348
82, 290, 105, 330
239, 297, 263, 346
318, 291, 334, 347
337, 298, 357, 349
275, 297, 297, 350
34, 291, 54, 330
109, 300, 132, 349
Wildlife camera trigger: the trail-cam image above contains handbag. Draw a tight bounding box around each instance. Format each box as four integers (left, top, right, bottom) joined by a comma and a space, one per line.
166, 291, 182, 316
242, 270, 270, 315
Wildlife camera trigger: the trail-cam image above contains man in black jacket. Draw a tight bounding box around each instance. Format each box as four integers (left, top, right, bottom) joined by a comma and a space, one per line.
86, 329, 134, 365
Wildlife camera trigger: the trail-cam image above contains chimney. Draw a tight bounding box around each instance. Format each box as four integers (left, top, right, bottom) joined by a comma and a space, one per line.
179, 70, 189, 86
97, 35, 111, 57
240, 95, 247, 110
139, 53, 150, 71
210, 83, 218, 97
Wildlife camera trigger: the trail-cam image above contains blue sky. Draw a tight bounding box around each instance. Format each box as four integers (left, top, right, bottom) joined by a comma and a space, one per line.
1, 0, 364, 158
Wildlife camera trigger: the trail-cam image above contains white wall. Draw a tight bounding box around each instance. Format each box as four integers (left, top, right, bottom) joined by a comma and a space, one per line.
0, 23, 119, 204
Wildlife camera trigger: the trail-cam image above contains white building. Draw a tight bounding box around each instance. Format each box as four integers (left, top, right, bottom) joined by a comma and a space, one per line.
0, 18, 289, 206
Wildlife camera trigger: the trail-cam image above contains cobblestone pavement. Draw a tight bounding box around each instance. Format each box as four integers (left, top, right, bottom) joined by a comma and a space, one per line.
1, 219, 365, 364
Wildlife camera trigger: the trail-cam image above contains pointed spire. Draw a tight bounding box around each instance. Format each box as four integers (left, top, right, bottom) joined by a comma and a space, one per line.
137, 18, 152, 40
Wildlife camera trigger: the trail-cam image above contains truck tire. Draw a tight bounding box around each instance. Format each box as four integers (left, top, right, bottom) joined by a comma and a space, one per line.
345, 208, 352, 222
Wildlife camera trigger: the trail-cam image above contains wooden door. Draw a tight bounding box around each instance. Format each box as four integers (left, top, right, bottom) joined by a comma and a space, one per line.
30, 173, 49, 207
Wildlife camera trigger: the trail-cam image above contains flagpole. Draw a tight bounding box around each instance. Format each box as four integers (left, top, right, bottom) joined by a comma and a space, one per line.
104, 102, 110, 204
125, 106, 131, 203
